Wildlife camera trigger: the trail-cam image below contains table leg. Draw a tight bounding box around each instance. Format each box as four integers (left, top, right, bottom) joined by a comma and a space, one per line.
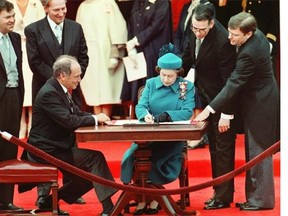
109, 142, 199, 216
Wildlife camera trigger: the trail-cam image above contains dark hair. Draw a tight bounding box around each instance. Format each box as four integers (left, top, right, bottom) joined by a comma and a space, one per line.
0, 0, 14, 13
228, 12, 257, 34
192, 3, 215, 22
53, 55, 78, 77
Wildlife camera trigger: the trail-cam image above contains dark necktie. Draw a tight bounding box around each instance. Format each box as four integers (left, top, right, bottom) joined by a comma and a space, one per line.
66, 92, 74, 113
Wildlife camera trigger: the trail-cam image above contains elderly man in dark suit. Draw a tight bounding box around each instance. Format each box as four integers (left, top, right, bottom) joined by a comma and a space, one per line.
182, 4, 237, 209
26, 55, 118, 216
195, 12, 280, 211
0, 0, 24, 211
24, 0, 88, 109
24, 0, 89, 205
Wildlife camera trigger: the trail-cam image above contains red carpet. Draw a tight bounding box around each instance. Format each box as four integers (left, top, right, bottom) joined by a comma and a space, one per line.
11, 134, 280, 216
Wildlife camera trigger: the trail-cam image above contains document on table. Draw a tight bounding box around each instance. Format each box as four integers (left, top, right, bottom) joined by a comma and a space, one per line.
108, 119, 195, 126
123, 52, 147, 82
159, 120, 196, 125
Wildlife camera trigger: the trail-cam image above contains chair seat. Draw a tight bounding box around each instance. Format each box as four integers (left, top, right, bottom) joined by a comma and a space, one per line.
0, 159, 58, 183
0, 159, 59, 215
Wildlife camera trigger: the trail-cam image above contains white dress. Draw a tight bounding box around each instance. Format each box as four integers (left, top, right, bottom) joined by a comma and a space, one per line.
9, 0, 45, 107
76, 0, 128, 106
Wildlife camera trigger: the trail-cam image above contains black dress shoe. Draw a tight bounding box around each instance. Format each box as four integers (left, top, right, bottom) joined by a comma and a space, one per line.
240, 203, 273, 211
36, 196, 69, 215
58, 209, 70, 215
204, 197, 215, 205
146, 206, 160, 215
235, 202, 248, 208
0, 203, 24, 211
204, 199, 230, 210
74, 197, 86, 204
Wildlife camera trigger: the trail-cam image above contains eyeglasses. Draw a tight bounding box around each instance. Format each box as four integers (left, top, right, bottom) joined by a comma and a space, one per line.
190, 25, 209, 34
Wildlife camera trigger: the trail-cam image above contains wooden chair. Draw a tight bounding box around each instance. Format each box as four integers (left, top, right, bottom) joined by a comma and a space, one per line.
0, 159, 59, 215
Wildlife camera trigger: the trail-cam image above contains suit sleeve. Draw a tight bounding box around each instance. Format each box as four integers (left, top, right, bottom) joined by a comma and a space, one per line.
40, 90, 95, 130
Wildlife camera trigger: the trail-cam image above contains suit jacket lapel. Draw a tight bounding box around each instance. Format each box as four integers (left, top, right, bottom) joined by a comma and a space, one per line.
49, 77, 72, 111
195, 27, 215, 66
63, 19, 72, 54
39, 18, 60, 59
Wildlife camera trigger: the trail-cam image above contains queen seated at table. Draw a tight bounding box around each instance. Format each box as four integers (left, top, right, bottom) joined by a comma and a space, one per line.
120, 44, 195, 215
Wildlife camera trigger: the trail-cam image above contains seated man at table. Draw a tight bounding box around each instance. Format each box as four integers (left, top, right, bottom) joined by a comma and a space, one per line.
120, 44, 195, 215
23, 55, 118, 216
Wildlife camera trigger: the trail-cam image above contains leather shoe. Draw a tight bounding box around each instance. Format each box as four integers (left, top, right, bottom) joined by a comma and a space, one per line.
57, 209, 70, 215
74, 197, 86, 204
0, 203, 24, 211
146, 206, 161, 215
204, 199, 230, 210
37, 196, 69, 215
239, 203, 273, 211
204, 197, 215, 205
235, 202, 248, 208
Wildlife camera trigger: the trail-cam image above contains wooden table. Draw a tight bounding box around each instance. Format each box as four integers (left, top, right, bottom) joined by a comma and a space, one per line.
75, 122, 207, 216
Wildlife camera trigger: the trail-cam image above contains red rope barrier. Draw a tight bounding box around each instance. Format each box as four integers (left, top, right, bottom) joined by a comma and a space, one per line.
0, 131, 280, 196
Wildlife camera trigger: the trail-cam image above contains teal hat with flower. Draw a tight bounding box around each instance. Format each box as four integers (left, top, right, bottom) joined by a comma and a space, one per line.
157, 43, 182, 69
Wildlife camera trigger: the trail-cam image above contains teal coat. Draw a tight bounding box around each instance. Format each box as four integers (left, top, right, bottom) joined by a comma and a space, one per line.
121, 76, 195, 184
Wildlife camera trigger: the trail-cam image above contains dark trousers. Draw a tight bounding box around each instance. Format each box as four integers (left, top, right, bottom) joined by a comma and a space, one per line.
207, 112, 236, 203
30, 147, 117, 203
0, 88, 21, 203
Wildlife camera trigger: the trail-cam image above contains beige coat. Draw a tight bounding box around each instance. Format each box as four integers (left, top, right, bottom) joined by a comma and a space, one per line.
9, 0, 45, 106
76, 0, 127, 106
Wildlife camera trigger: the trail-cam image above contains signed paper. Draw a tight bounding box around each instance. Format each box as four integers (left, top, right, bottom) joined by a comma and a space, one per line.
123, 52, 147, 82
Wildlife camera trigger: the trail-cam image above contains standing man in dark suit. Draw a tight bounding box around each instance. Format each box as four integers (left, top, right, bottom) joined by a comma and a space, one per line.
26, 55, 118, 216
0, 0, 24, 211
25, 0, 88, 109
210, 0, 280, 86
182, 4, 236, 209
195, 12, 279, 211
24, 0, 88, 205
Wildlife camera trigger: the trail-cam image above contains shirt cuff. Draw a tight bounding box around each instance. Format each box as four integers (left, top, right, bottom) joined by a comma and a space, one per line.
221, 113, 234, 120
92, 115, 98, 125
206, 105, 216, 114
133, 36, 140, 46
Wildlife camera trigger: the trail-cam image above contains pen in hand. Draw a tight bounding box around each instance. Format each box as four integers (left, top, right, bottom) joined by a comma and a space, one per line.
145, 109, 154, 123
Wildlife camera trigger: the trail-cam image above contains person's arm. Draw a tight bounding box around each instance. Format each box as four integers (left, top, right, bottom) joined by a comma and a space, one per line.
41, 90, 95, 130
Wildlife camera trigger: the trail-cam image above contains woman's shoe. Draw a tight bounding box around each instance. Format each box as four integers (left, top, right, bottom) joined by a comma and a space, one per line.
146, 200, 161, 215
133, 202, 147, 215
146, 206, 159, 215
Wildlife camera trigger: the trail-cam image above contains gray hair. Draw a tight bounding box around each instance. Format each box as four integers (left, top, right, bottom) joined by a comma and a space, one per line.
228, 12, 257, 35
53, 55, 78, 78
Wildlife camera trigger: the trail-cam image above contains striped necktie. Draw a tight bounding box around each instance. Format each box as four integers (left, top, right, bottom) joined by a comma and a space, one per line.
66, 92, 74, 113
